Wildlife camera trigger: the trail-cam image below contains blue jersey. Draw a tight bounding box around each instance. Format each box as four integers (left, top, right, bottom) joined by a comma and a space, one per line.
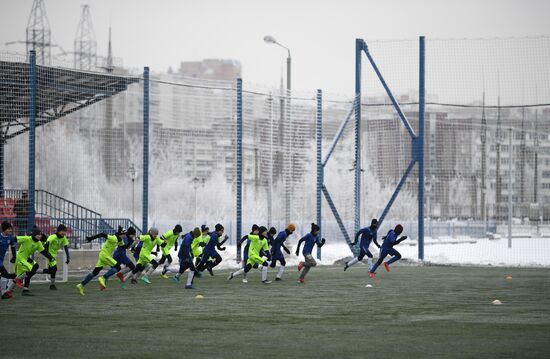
381, 230, 398, 249
0, 233, 16, 266
272, 230, 289, 254
133, 241, 143, 260
113, 236, 131, 259
178, 232, 194, 259
357, 227, 376, 250
203, 232, 219, 254
302, 233, 322, 256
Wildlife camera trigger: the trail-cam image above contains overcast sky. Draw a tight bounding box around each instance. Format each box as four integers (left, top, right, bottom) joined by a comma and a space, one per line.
1, 0, 549, 95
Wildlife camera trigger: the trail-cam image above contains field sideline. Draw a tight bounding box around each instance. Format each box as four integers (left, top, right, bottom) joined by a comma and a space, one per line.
1, 265, 549, 359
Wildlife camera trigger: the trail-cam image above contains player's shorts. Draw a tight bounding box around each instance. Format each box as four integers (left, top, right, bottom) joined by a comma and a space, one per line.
96, 253, 117, 268
137, 254, 153, 266
47, 258, 57, 268
15, 258, 35, 277
114, 253, 134, 266
246, 253, 265, 266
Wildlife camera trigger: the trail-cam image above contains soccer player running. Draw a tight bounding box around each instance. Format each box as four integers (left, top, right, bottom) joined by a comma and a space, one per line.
344, 218, 379, 271
43, 224, 70, 290
0, 222, 17, 299
270, 224, 296, 281
228, 226, 272, 284
368, 224, 408, 279
6, 227, 54, 296
196, 223, 228, 276
112, 227, 137, 287
125, 228, 164, 284
159, 224, 183, 278
295, 223, 325, 283
237, 224, 259, 283
173, 227, 201, 289
76, 227, 133, 295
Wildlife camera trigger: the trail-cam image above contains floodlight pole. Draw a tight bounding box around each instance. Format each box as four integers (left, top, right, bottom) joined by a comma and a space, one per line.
142, 67, 149, 232
28, 50, 37, 233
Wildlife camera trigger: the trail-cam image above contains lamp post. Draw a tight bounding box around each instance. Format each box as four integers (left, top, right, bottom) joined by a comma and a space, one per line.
128, 163, 138, 223
264, 35, 291, 224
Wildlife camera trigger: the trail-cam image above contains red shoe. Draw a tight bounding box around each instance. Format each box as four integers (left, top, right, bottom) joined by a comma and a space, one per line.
1, 291, 13, 299
297, 262, 304, 272
15, 279, 23, 289
297, 278, 305, 283
369, 272, 375, 279
116, 272, 125, 283
384, 262, 390, 272
100, 287, 108, 292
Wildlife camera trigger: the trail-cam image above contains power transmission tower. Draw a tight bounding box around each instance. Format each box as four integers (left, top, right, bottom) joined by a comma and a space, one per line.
74, 5, 97, 70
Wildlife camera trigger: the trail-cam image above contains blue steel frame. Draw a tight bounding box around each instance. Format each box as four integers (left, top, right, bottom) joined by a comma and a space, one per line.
236, 78, 243, 262
316, 89, 323, 259
356, 37, 425, 260
28, 50, 37, 233
142, 67, 150, 232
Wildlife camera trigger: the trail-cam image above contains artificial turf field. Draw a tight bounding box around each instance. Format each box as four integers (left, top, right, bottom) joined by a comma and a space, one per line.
1, 265, 549, 359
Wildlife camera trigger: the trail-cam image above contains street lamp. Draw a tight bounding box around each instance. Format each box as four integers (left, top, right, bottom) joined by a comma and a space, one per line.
128, 163, 138, 223
264, 35, 292, 224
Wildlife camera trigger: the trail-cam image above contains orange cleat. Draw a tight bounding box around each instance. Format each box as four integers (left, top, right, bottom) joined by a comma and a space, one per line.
15, 279, 23, 289
297, 278, 305, 283
369, 272, 375, 279
297, 262, 304, 272
384, 262, 390, 272
116, 272, 125, 283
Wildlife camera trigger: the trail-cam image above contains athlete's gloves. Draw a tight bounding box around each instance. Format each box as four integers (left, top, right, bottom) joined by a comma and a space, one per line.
320, 238, 326, 246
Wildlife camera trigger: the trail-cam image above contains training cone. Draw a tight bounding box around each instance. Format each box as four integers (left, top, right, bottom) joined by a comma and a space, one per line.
195, 294, 204, 299
365, 284, 373, 288
492, 299, 503, 305
505, 275, 513, 280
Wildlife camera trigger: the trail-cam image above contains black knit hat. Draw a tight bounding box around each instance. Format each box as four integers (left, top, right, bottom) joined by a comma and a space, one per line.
57, 224, 67, 232
371, 218, 378, 228
215, 223, 224, 232
174, 224, 183, 234
258, 226, 267, 234
126, 227, 136, 236
269, 227, 277, 235
1, 221, 12, 232
32, 227, 42, 237
251, 224, 259, 232
201, 224, 209, 232
311, 223, 320, 232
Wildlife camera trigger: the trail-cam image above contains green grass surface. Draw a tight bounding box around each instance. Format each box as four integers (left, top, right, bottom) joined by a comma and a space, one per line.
1, 265, 550, 359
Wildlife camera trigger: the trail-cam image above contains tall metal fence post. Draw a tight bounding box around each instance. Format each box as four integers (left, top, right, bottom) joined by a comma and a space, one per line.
508, 127, 513, 248
354, 39, 363, 237
28, 50, 37, 233
418, 36, 426, 261
236, 78, 243, 262
316, 89, 323, 260
142, 67, 150, 232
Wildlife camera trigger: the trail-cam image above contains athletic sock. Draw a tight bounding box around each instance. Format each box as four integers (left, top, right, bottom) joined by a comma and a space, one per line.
367, 258, 373, 270
50, 277, 56, 285
144, 265, 156, 276
276, 265, 285, 279
347, 258, 359, 267
81, 272, 94, 286
261, 266, 268, 281
232, 268, 245, 277
299, 266, 311, 279
103, 267, 118, 280
120, 267, 132, 276
186, 271, 194, 286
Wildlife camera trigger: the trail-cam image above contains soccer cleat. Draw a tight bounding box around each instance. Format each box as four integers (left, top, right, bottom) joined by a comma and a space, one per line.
98, 276, 107, 290
141, 276, 151, 284
1, 291, 13, 300
297, 262, 304, 272
173, 276, 181, 283
384, 262, 391, 272
369, 272, 375, 279
227, 273, 234, 281
76, 283, 85, 296
262, 280, 272, 285
121, 283, 127, 290
131, 278, 138, 284
21, 290, 33, 296
160, 274, 169, 279
15, 279, 23, 289
207, 268, 214, 276
275, 278, 283, 281
297, 278, 305, 284
49, 284, 57, 290
116, 272, 125, 283
344, 263, 349, 271
242, 278, 248, 283
184, 285, 194, 289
